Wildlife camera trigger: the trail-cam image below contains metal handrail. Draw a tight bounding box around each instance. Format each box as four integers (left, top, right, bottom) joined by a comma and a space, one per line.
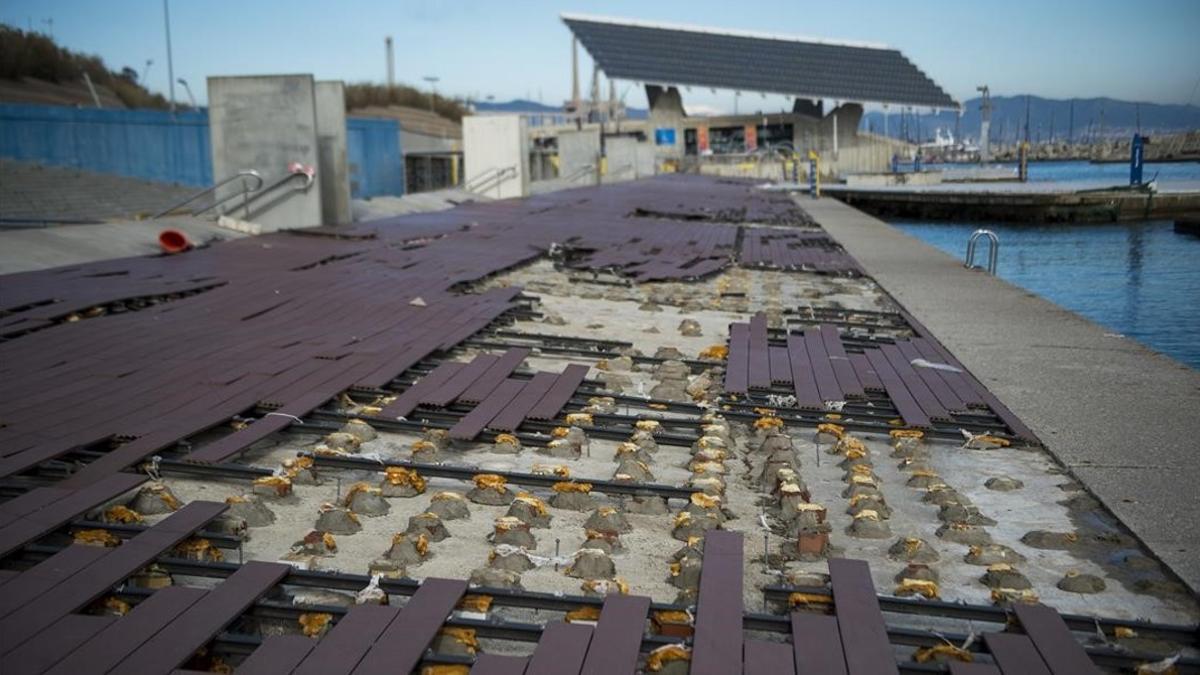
561, 163, 597, 183
465, 166, 517, 194
151, 170, 263, 219
236, 169, 315, 214
965, 229, 999, 274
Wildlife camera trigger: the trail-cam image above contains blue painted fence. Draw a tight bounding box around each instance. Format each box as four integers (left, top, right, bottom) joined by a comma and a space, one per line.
0, 103, 404, 198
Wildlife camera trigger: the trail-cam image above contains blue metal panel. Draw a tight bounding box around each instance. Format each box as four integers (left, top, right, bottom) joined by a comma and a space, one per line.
346, 117, 404, 198
0, 104, 212, 186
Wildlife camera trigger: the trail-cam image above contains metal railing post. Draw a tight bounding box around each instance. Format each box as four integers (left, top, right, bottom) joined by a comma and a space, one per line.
964, 229, 999, 275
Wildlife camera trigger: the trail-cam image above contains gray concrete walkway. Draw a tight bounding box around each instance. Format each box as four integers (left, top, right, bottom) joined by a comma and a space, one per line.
803, 196, 1200, 593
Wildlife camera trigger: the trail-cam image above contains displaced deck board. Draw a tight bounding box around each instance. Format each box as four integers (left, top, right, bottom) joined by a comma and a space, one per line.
423, 354, 500, 407
0, 501, 227, 651
864, 348, 931, 428
820, 324, 863, 398
0, 544, 108, 618
747, 313, 772, 390
352, 577, 468, 675
724, 322, 750, 394
847, 352, 884, 392
744, 639, 795, 675
768, 345, 793, 384
578, 594, 652, 675
690, 530, 743, 675
790, 612, 847, 675
459, 348, 530, 404
0, 487, 68, 527
470, 654, 530, 675
0, 613, 114, 675
949, 664, 1002, 675
983, 633, 1052, 675
488, 371, 559, 432
1012, 603, 1100, 675
786, 334, 824, 410
114, 561, 290, 674
803, 329, 842, 402
237, 635, 317, 675
828, 558, 898, 675
525, 364, 590, 421
524, 621, 593, 675
43, 586, 208, 675
380, 361, 466, 418
449, 378, 526, 440
0, 472, 146, 557
294, 604, 402, 675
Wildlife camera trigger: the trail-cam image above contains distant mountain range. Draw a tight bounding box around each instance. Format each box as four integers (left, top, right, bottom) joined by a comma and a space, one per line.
861, 96, 1200, 144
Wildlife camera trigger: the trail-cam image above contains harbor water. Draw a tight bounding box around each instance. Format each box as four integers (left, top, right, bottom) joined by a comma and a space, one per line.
892, 162, 1200, 369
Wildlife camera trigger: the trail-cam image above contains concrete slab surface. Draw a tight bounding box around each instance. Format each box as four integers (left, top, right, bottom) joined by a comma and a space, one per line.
1, 159, 195, 223
802, 195, 1200, 593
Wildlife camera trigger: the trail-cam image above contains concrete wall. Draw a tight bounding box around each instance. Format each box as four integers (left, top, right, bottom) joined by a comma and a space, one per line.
646, 85, 686, 163
401, 129, 459, 155
208, 75, 322, 230
604, 136, 639, 182
314, 81, 351, 225
558, 129, 601, 184
463, 115, 528, 199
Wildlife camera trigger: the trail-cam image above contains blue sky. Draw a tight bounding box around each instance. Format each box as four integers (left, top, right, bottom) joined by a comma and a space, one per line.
3, 0, 1198, 112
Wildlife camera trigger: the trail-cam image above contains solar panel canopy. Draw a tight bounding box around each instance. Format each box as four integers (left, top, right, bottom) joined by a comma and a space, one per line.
562, 14, 957, 109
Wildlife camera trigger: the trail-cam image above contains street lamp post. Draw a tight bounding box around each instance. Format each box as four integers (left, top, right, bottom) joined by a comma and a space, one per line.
178, 78, 196, 108
423, 76, 440, 112
163, 0, 176, 112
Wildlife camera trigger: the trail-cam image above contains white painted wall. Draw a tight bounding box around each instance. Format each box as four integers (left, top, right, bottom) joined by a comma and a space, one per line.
463, 115, 528, 199
314, 80, 351, 226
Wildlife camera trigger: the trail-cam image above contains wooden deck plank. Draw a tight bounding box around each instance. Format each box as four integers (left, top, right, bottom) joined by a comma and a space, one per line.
724, 322, 750, 394
787, 334, 824, 410
747, 313, 772, 390
294, 604, 402, 675
0, 544, 108, 618
351, 577, 469, 675
1012, 604, 1100, 675
237, 635, 317, 675
488, 371, 559, 432
114, 561, 290, 674
0, 613, 114, 675
524, 621, 593, 675
690, 531, 743, 675
379, 362, 466, 418
0, 472, 146, 556
744, 638, 795, 675
949, 664, 1002, 675
578, 595, 651, 675
423, 354, 500, 407
524, 364, 589, 421
449, 379, 526, 440
43, 586, 208, 675
790, 612, 847, 675
828, 558, 897, 675
983, 633, 1052, 675
459, 348, 531, 404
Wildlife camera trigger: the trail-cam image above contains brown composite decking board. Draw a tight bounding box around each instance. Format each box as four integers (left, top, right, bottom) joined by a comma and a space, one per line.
0, 471, 146, 556
786, 334, 824, 410
744, 638, 796, 675
894, 339, 967, 413
949, 664, 1003, 675
525, 364, 590, 421
293, 604, 402, 675
0, 544, 108, 618
0, 487, 68, 527
789, 612, 847, 675
237, 635, 318, 675
803, 329, 843, 402
458, 348, 531, 404
578, 594, 652, 675
747, 313, 772, 390
114, 561, 291, 674
819, 324, 864, 398
449, 378, 527, 440
0, 613, 115, 675
828, 558, 898, 675
847, 352, 884, 392
422, 354, 501, 407
864, 348, 931, 428
43, 586, 208, 675
0, 501, 227, 651
1012, 603, 1101, 675
471, 654, 530, 675
488, 371, 560, 432
982, 633, 1052, 675
908, 337, 987, 407
724, 322, 750, 394
690, 530, 743, 675
768, 345, 793, 384
379, 361, 466, 418
351, 577, 469, 675
878, 343, 951, 421
524, 621, 594, 675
